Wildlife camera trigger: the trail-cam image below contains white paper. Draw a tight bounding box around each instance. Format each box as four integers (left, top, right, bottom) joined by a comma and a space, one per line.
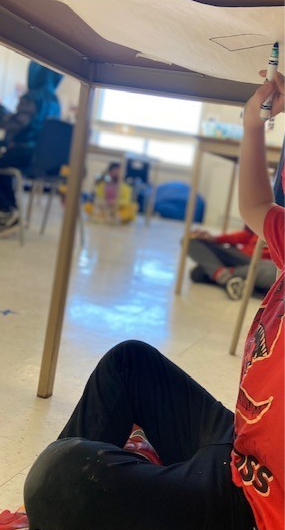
56, 0, 284, 84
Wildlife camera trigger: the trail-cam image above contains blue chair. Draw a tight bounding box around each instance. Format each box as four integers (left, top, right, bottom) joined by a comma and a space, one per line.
26, 119, 73, 234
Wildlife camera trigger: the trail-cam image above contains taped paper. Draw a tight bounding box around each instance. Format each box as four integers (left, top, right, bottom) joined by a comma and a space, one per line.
56, 0, 284, 83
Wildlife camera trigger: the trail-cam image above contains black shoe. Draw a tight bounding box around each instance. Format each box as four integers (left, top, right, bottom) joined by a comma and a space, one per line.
190, 266, 212, 284
0, 210, 13, 225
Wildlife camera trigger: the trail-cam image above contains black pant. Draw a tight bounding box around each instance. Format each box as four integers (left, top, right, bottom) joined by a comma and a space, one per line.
0, 146, 33, 211
189, 239, 275, 291
24, 341, 256, 530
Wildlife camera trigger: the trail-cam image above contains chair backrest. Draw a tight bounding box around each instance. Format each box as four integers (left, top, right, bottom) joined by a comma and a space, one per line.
30, 119, 73, 178
125, 157, 150, 185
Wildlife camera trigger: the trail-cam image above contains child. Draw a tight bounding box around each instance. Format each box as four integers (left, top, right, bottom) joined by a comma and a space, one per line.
188, 225, 276, 300
231, 69, 284, 530
0, 62, 63, 234
86, 162, 137, 224
24, 72, 284, 530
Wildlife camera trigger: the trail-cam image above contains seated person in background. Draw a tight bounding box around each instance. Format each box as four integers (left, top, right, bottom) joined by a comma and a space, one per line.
85, 162, 138, 224
188, 225, 276, 300
0, 61, 63, 234
98, 163, 121, 219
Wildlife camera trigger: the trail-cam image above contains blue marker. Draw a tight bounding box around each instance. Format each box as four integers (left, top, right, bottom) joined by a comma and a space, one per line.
260, 42, 279, 120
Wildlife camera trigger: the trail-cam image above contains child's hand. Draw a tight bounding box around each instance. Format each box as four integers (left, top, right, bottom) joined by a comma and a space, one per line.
243, 71, 285, 131
189, 229, 214, 241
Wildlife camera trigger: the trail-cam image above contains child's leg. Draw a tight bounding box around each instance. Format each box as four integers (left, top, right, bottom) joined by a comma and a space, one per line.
189, 239, 224, 279
26, 342, 255, 530
24, 437, 256, 530
59, 340, 234, 465
189, 239, 249, 280
0, 175, 16, 212
234, 260, 276, 291
189, 240, 251, 298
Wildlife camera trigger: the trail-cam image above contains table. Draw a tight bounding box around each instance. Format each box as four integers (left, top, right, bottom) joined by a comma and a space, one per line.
0, 0, 282, 397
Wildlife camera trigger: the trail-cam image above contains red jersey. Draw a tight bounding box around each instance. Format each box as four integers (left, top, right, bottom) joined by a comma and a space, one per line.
231, 205, 285, 530
214, 230, 271, 260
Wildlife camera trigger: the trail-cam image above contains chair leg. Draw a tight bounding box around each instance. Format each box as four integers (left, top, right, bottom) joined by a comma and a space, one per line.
26, 181, 37, 226
18, 181, 24, 246
14, 169, 24, 245
229, 237, 264, 355
145, 185, 156, 227
36, 182, 44, 205
40, 184, 56, 235
78, 202, 85, 248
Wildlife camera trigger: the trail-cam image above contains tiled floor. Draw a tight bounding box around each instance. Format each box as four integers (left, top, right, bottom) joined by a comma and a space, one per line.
0, 197, 260, 511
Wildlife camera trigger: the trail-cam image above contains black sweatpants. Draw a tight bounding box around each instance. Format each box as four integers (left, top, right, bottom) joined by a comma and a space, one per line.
24, 341, 256, 530
0, 146, 33, 211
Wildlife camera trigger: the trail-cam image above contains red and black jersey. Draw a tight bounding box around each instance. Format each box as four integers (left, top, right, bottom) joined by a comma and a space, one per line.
231, 205, 285, 530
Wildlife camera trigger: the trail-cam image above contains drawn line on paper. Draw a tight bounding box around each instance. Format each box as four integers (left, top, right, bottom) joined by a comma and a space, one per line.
210, 34, 274, 52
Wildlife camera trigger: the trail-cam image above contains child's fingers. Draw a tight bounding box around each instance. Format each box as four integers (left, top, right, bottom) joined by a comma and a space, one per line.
254, 81, 275, 105
271, 92, 285, 115
273, 72, 285, 95
259, 69, 267, 78
258, 70, 284, 95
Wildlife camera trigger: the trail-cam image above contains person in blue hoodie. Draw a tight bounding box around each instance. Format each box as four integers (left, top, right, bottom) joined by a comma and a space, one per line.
0, 61, 63, 234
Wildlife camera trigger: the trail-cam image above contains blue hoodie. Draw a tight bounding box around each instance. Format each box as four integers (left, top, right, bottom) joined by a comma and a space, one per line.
1, 61, 63, 147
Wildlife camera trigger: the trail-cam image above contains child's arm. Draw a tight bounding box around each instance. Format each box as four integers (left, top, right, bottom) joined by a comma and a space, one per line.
214, 229, 251, 245
239, 71, 284, 239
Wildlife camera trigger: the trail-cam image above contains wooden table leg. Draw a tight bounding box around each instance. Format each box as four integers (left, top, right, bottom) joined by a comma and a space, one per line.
222, 161, 237, 233
113, 154, 126, 224
37, 82, 95, 398
145, 162, 159, 227
175, 146, 202, 295
229, 237, 264, 356
78, 198, 85, 249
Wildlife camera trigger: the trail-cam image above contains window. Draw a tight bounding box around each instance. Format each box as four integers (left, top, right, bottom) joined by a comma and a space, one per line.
98, 132, 145, 154
99, 89, 202, 134
146, 139, 195, 166
95, 88, 201, 166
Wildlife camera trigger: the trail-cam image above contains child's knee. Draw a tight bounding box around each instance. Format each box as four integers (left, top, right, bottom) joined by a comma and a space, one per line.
188, 238, 205, 258
105, 340, 160, 369
24, 438, 107, 530
109, 339, 155, 358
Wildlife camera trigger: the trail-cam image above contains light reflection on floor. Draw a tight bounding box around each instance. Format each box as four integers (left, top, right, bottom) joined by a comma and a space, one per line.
134, 259, 175, 285
69, 298, 167, 335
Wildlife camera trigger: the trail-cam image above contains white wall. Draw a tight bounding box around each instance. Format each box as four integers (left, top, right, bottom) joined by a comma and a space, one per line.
0, 48, 29, 111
